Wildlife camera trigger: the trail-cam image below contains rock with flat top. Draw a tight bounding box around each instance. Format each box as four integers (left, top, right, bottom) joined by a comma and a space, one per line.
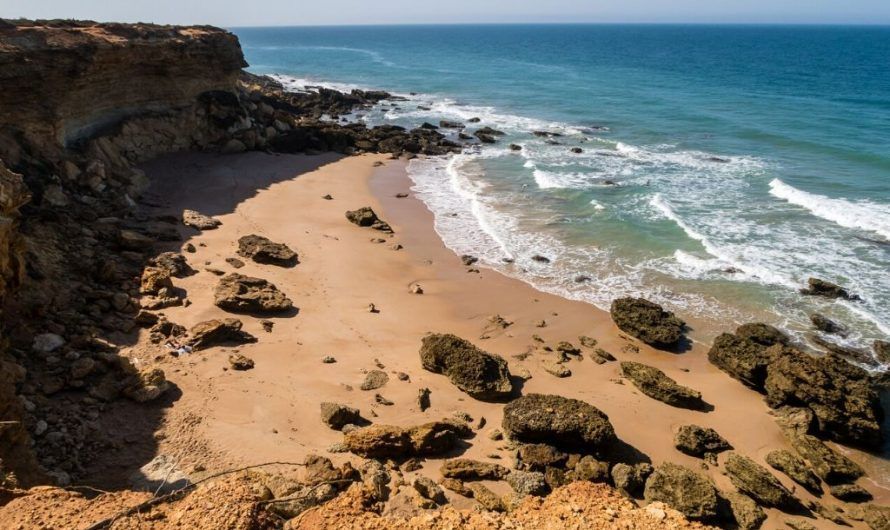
674, 425, 731, 457
502, 393, 616, 451
213, 273, 293, 314
765, 450, 821, 493
187, 318, 256, 350
788, 433, 863, 484
724, 453, 797, 509
237, 234, 298, 266
643, 463, 718, 521
440, 459, 508, 481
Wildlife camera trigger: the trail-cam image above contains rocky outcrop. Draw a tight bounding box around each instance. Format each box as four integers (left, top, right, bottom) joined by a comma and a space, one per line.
237, 234, 297, 266
419, 333, 513, 401
708, 324, 883, 449
643, 463, 718, 521
787, 433, 864, 484
502, 393, 616, 451
764, 450, 821, 493
610, 297, 686, 349
213, 273, 293, 314
621, 362, 706, 410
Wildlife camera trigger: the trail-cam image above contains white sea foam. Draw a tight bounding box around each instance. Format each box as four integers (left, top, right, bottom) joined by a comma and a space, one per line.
769, 178, 890, 240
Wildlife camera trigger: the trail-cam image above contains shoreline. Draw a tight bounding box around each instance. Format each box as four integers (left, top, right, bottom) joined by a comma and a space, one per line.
112, 151, 888, 527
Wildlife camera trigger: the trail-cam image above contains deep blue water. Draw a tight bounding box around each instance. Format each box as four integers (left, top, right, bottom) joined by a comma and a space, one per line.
235, 25, 890, 360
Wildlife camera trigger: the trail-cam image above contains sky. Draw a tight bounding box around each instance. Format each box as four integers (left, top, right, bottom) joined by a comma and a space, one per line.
5, 0, 890, 27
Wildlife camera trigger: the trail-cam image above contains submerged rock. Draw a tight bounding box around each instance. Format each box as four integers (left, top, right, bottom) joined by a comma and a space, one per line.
213, 273, 293, 314
419, 333, 513, 401
237, 234, 298, 266
674, 425, 732, 457
610, 297, 686, 349
345, 207, 392, 233
620, 362, 706, 410
810, 313, 847, 336
643, 463, 718, 521
800, 277, 861, 301
502, 393, 616, 451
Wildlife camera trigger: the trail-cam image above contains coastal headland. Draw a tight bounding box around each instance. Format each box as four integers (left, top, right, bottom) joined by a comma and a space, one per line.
0, 19, 887, 530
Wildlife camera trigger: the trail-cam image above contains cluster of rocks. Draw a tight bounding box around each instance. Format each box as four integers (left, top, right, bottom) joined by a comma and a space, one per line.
708, 323, 883, 449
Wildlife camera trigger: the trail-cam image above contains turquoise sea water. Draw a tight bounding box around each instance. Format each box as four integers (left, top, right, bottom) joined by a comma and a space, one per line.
235, 24, 890, 363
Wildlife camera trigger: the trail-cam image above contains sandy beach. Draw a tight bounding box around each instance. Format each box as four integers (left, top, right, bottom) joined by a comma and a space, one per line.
77, 150, 881, 528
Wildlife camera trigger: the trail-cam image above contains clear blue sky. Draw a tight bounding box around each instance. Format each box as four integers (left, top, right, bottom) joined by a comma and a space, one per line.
7, 0, 890, 26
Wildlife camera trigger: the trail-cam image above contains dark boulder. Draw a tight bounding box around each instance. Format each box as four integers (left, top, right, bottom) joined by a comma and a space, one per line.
707, 328, 783, 390
419, 333, 513, 401
875, 340, 890, 363
517, 444, 567, 470
800, 277, 861, 301
237, 234, 298, 266
213, 273, 293, 314
810, 313, 847, 336
674, 425, 732, 457
439, 120, 464, 129
830, 483, 873, 503
345, 207, 393, 233
643, 463, 719, 521
620, 362, 706, 410
788, 433, 864, 485
724, 453, 798, 510
610, 297, 686, 349
501, 393, 616, 451
765, 450, 821, 493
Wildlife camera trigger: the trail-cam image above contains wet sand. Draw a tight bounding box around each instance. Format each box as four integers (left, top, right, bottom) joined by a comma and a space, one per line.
131, 151, 888, 528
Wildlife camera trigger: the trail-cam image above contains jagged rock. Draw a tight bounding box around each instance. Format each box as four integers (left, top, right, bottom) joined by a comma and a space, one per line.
507, 470, 548, 497
610, 297, 686, 348
440, 459, 508, 481
407, 421, 465, 455
228, 354, 254, 370
765, 450, 821, 493
724, 453, 797, 510
722, 491, 766, 530
186, 318, 256, 350
800, 277, 861, 301
413, 476, 445, 504
830, 483, 872, 503
149, 252, 194, 277
122, 368, 169, 402
787, 433, 864, 485
320, 402, 361, 430
674, 425, 732, 457
344, 421, 464, 458
304, 454, 359, 487
502, 393, 616, 451
213, 273, 293, 314
345, 207, 392, 233
467, 483, 506, 511
611, 462, 653, 496
237, 234, 297, 266
139, 266, 173, 294
621, 362, 706, 410
763, 346, 882, 448
710, 324, 882, 448
182, 209, 221, 230
517, 444, 567, 470
360, 370, 388, 391
643, 463, 718, 521
773, 406, 815, 435
419, 333, 513, 401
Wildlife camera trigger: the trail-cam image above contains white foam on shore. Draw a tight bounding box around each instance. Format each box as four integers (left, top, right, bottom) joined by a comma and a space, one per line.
769, 178, 890, 240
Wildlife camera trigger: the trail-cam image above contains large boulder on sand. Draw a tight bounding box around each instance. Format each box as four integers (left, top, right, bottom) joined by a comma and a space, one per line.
610, 297, 686, 349
787, 433, 864, 485
419, 333, 513, 401
344, 421, 467, 458
345, 207, 392, 233
237, 234, 298, 266
709, 324, 883, 449
186, 318, 257, 350
643, 463, 718, 521
721, 491, 766, 530
724, 453, 798, 510
213, 273, 293, 315
674, 425, 732, 457
620, 362, 706, 410
501, 393, 616, 451
765, 450, 822, 493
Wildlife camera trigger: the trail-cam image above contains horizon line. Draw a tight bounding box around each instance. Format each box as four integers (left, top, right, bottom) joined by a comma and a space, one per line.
226, 21, 890, 29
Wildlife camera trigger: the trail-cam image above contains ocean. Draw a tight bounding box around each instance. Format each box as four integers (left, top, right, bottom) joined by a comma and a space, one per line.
235, 24, 890, 365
